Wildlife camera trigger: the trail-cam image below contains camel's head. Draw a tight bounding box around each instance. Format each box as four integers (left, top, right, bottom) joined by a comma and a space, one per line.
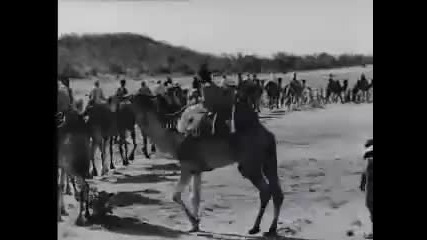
176, 103, 208, 135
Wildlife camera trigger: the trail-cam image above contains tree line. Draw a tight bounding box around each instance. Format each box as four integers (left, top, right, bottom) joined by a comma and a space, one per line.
58, 33, 373, 79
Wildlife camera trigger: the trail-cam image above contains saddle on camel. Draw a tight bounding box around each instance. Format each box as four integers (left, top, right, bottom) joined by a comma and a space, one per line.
177, 75, 258, 141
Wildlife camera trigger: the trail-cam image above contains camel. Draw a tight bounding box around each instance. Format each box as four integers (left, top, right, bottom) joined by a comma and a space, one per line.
283, 79, 304, 111
352, 78, 372, 103
326, 79, 346, 104
58, 83, 80, 195
127, 94, 284, 236
238, 80, 263, 112
85, 96, 137, 176
58, 109, 92, 226
264, 80, 280, 110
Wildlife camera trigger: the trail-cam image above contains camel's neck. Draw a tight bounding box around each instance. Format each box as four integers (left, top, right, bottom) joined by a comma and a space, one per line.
138, 111, 184, 158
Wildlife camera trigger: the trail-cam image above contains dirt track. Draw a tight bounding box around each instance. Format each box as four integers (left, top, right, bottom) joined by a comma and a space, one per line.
58, 103, 373, 240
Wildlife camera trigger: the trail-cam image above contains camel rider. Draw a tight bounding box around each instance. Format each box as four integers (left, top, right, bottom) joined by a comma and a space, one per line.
115, 79, 129, 101
290, 72, 300, 89
198, 63, 212, 85
202, 75, 236, 136
166, 77, 173, 86
153, 80, 166, 96
138, 80, 153, 96
89, 80, 107, 105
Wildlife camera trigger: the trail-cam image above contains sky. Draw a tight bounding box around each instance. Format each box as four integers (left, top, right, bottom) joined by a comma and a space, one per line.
58, 0, 373, 57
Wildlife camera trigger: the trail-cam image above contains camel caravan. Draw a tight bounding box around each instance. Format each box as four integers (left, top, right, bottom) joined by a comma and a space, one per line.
57, 66, 373, 235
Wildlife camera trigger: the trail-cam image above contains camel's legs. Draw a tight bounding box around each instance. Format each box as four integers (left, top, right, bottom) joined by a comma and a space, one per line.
101, 138, 108, 176
90, 140, 99, 177
109, 137, 115, 169
58, 168, 68, 221
76, 179, 88, 226
247, 174, 272, 235
65, 174, 72, 195
83, 181, 91, 219
124, 132, 129, 164
172, 169, 200, 232
190, 173, 202, 218
263, 172, 284, 235
142, 133, 150, 159
118, 133, 129, 166
129, 130, 137, 161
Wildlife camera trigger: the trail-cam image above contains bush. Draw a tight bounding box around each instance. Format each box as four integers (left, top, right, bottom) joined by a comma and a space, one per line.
59, 64, 83, 79
109, 63, 125, 74
175, 63, 195, 75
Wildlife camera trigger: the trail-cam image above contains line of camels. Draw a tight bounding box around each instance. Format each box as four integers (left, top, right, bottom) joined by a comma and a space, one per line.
57, 74, 372, 236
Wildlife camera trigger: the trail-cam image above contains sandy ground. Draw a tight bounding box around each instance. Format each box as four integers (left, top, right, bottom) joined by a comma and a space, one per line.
58, 102, 373, 240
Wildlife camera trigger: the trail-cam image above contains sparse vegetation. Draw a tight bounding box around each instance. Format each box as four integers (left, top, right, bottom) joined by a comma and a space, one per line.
58, 33, 373, 79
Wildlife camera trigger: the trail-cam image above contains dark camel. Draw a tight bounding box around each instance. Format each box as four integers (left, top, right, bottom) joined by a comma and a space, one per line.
264, 80, 281, 110
128, 94, 284, 237
85, 96, 137, 176
58, 109, 92, 226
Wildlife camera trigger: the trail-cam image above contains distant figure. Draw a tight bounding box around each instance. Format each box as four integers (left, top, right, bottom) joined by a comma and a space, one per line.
278, 77, 283, 88
237, 73, 243, 88
360, 139, 373, 239
360, 73, 367, 82
198, 63, 212, 84
138, 81, 152, 96
192, 76, 201, 91
115, 79, 129, 101
292, 72, 297, 81
153, 80, 166, 96
167, 77, 173, 84
252, 74, 259, 82
89, 80, 107, 105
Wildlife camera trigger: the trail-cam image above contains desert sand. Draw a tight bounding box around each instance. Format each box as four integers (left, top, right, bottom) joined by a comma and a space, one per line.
58, 101, 373, 240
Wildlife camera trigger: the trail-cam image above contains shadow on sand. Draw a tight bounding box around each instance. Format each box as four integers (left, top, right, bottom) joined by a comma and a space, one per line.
114, 173, 176, 184
193, 230, 315, 240
89, 215, 317, 240
91, 215, 184, 238
109, 191, 163, 207
145, 162, 181, 171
